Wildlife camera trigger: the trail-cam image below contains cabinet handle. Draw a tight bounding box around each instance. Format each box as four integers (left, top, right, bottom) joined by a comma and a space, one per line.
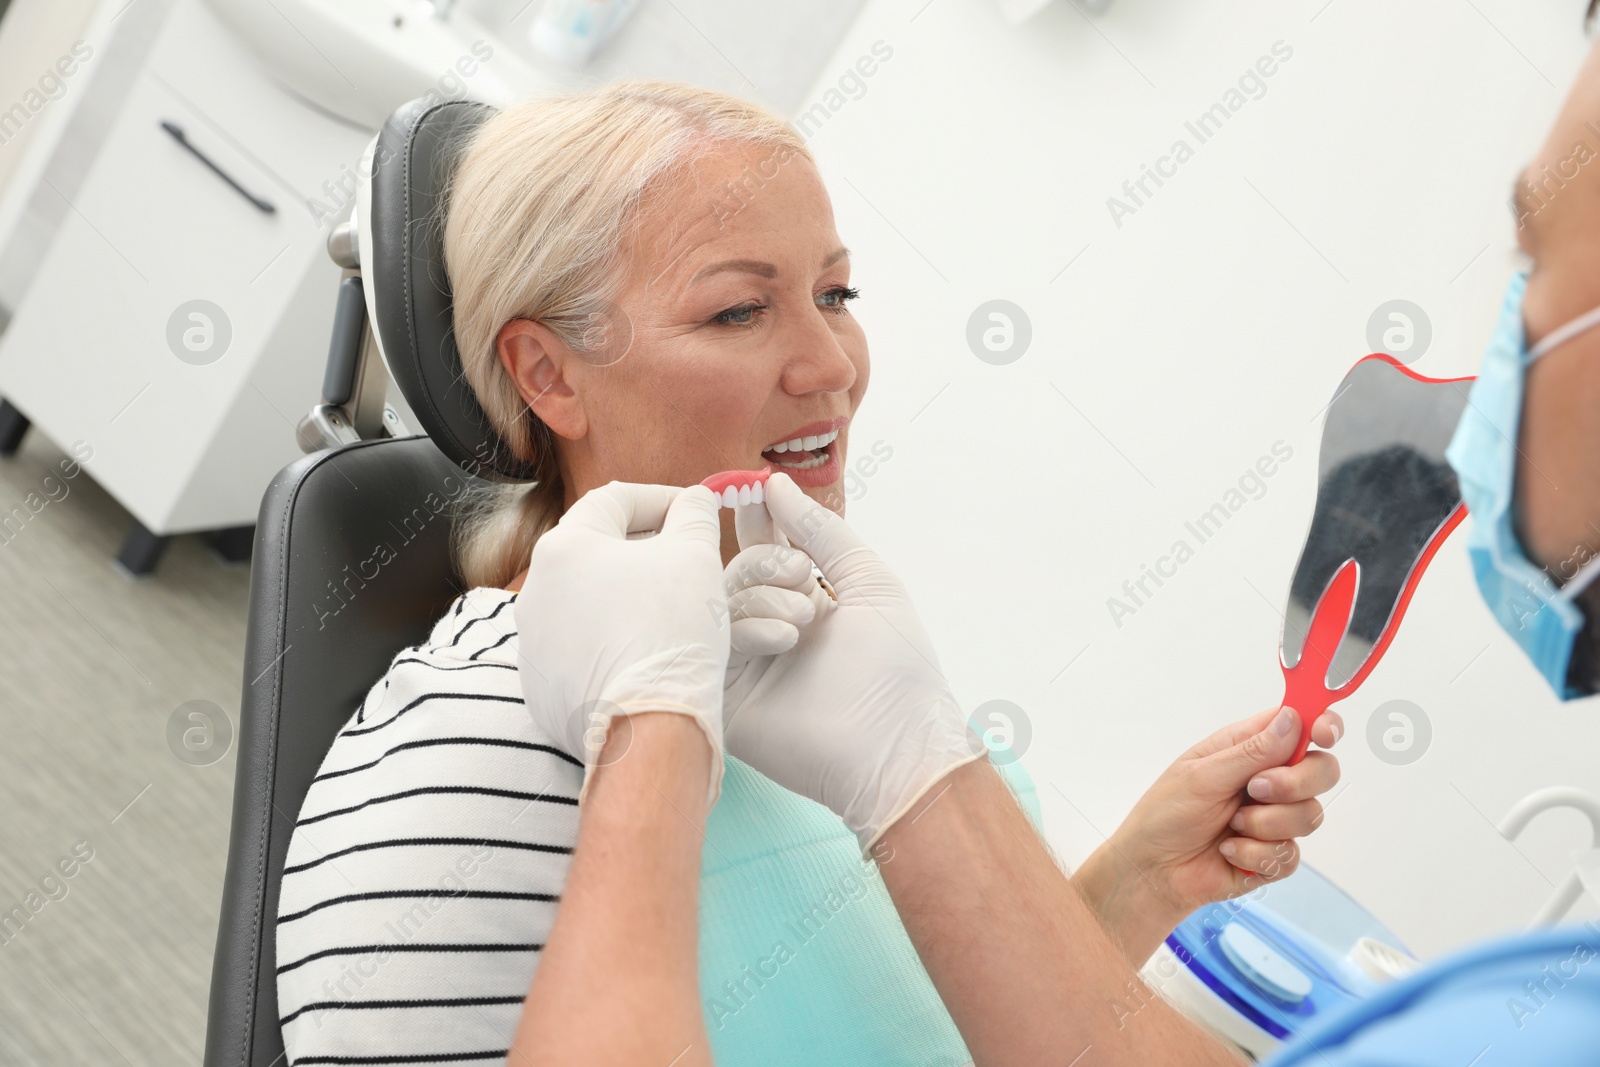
159, 120, 276, 215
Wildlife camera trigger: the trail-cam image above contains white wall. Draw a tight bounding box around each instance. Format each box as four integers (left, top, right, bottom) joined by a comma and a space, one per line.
800, 0, 1599, 961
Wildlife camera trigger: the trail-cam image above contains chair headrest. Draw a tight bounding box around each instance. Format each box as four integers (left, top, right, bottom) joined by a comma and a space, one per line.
362, 96, 540, 482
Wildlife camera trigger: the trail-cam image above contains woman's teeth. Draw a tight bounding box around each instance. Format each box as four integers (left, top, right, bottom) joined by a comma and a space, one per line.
766, 429, 839, 454
762, 428, 838, 470
770, 451, 829, 470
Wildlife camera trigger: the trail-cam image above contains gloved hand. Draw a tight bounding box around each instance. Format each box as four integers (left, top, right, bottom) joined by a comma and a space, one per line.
720, 532, 834, 716
514, 480, 729, 812
721, 472, 990, 854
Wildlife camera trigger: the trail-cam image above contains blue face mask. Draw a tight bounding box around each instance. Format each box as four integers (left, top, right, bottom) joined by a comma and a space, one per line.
1444, 270, 1600, 700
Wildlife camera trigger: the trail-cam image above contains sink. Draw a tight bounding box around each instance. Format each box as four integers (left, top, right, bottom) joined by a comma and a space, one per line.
201, 0, 552, 129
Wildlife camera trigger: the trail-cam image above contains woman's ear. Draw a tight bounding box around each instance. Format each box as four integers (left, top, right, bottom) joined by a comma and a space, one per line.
496, 319, 587, 440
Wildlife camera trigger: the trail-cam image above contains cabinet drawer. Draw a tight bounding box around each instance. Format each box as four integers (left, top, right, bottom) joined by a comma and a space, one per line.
142, 0, 374, 220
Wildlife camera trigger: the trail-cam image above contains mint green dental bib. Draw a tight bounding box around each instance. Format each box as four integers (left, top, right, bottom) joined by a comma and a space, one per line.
698, 752, 1040, 1066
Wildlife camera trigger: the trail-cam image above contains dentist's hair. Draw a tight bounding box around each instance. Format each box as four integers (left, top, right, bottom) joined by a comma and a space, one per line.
441, 80, 811, 590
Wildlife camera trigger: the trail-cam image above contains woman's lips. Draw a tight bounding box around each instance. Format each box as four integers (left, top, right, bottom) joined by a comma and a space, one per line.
760, 436, 841, 487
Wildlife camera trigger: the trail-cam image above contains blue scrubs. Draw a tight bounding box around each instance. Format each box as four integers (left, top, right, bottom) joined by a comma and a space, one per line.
1263, 923, 1600, 1066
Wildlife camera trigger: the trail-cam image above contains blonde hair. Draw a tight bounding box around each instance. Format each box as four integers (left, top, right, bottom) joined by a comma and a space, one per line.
442, 79, 813, 589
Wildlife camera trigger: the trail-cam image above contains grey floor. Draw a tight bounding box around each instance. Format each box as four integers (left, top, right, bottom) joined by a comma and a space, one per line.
0, 426, 249, 1065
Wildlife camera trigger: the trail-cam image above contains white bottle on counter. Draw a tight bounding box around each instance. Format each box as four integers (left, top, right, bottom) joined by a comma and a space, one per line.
529, 0, 644, 66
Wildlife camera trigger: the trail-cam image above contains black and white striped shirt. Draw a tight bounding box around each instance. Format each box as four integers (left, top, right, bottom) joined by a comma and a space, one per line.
277, 586, 581, 1066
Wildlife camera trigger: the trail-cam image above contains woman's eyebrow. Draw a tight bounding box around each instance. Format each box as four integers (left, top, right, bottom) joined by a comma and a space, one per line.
689, 246, 851, 285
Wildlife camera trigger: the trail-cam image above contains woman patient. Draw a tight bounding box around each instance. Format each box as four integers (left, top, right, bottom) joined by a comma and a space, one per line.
276, 80, 1341, 1067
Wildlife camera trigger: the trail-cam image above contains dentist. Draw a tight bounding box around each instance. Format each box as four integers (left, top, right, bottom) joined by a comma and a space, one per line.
1265, 19, 1600, 1067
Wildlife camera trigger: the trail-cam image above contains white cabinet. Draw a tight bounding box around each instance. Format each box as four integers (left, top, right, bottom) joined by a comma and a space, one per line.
0, 0, 372, 571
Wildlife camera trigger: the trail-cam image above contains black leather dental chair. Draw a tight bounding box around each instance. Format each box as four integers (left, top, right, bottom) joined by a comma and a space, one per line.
202, 96, 535, 1067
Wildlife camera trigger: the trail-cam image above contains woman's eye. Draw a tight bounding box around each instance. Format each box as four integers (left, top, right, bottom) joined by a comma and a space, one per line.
713, 302, 768, 328
712, 286, 859, 329
820, 285, 860, 313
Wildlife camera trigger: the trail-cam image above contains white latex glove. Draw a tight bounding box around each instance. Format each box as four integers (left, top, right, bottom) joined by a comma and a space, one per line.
720, 526, 834, 716
722, 472, 990, 854
514, 480, 729, 812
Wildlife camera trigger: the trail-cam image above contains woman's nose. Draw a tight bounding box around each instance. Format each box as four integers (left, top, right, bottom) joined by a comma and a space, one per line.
780, 315, 858, 396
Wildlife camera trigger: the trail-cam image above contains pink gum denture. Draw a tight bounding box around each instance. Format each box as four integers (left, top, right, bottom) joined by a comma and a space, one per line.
701, 467, 772, 508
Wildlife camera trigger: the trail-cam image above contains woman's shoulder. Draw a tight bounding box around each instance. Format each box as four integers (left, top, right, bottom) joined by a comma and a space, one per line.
336, 586, 525, 731
277, 582, 583, 935
275, 585, 577, 1063
415, 585, 522, 665
288, 584, 582, 848
312, 585, 575, 775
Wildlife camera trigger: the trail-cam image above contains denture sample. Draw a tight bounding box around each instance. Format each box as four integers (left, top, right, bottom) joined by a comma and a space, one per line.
701, 467, 772, 508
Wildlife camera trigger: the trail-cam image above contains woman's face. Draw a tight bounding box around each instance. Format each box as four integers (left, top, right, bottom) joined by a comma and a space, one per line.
498, 141, 869, 559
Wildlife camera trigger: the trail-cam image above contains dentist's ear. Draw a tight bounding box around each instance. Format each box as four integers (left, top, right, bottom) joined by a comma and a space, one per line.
497, 318, 588, 440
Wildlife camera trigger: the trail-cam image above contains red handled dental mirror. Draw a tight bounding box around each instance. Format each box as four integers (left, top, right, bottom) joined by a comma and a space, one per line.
1274, 354, 1475, 764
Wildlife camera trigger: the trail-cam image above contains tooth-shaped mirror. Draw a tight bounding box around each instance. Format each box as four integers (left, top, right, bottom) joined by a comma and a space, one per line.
1281, 356, 1473, 690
